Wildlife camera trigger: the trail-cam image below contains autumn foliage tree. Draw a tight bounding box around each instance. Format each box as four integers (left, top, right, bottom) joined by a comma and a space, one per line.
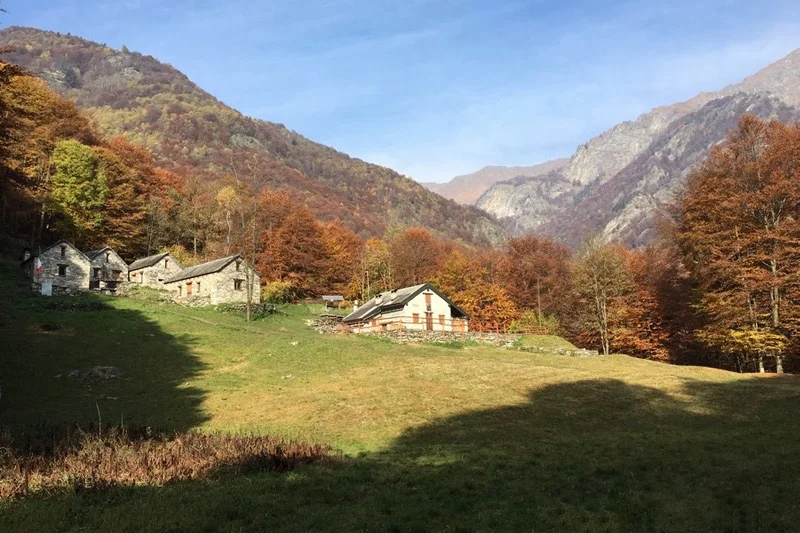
674, 115, 800, 372
569, 237, 631, 356
389, 227, 443, 287
500, 235, 571, 320
434, 250, 519, 332
260, 206, 328, 296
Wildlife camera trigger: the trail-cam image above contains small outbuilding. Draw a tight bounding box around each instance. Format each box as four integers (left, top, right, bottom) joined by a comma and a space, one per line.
322, 295, 344, 311
343, 283, 468, 333
21, 240, 92, 295
85, 247, 128, 293
164, 254, 260, 305
128, 252, 183, 288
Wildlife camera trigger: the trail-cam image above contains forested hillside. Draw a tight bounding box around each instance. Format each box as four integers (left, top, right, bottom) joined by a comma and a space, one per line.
0, 26, 506, 246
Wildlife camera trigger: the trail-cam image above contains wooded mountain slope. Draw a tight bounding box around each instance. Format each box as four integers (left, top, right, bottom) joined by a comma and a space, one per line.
477, 47, 800, 247
0, 27, 506, 246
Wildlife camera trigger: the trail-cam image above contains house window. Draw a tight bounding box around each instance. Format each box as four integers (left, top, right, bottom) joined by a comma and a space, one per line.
197, 280, 201, 293
106, 252, 111, 263
235, 260, 241, 272
178, 285, 182, 296
57, 264, 67, 277
186, 281, 192, 296
439, 315, 445, 326
413, 313, 419, 324
234, 279, 243, 290
93, 267, 101, 279
371, 319, 377, 327
60, 245, 66, 259
112, 269, 122, 281
164, 259, 169, 269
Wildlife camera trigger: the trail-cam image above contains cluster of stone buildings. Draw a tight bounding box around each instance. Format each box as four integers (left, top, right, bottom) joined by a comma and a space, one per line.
22, 240, 260, 305
21, 241, 469, 332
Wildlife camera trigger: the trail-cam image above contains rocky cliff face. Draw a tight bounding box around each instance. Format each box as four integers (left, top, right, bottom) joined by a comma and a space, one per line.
477, 48, 800, 247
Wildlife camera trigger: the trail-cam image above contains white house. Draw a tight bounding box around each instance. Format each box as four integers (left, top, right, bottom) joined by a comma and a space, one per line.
343, 283, 468, 333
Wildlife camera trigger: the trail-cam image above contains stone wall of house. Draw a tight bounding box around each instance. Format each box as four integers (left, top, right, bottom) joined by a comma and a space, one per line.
130, 255, 182, 288
168, 260, 261, 306
27, 243, 91, 291
90, 249, 128, 286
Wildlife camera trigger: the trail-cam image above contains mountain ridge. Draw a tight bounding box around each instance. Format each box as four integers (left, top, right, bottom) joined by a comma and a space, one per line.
476, 46, 800, 246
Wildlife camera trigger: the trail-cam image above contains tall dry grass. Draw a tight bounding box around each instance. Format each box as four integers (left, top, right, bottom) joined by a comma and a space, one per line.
0, 425, 334, 499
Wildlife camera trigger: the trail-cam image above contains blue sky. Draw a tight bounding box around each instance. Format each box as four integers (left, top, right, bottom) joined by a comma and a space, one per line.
6, 1, 800, 182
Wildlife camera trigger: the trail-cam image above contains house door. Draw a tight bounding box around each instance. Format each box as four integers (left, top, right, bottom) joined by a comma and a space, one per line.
426, 312, 433, 331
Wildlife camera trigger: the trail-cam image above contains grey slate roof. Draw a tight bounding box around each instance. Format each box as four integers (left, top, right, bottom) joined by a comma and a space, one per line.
164, 255, 242, 284
21, 240, 91, 265
343, 283, 468, 323
85, 247, 112, 260
129, 252, 170, 272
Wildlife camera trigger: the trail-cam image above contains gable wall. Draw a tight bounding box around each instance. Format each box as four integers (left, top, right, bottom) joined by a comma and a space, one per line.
26, 243, 91, 291
89, 249, 129, 283
130, 254, 182, 288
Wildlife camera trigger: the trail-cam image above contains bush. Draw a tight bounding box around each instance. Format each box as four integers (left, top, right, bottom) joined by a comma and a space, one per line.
508, 311, 561, 335
262, 280, 298, 304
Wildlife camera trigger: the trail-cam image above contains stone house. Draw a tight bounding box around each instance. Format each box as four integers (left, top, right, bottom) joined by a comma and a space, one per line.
21, 240, 91, 295
343, 283, 469, 333
128, 252, 183, 288
163, 254, 261, 305
85, 247, 128, 293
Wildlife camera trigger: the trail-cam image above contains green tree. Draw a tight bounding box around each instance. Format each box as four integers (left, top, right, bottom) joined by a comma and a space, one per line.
49, 139, 108, 246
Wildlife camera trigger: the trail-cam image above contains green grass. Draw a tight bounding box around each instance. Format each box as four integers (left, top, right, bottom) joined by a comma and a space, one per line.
1, 260, 799, 532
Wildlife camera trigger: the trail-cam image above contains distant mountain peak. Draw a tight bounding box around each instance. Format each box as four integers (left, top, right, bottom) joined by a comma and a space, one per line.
426, 159, 568, 205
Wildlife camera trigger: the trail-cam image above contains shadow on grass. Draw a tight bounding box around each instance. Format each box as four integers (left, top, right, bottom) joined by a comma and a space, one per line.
3, 375, 799, 532
0, 261, 208, 434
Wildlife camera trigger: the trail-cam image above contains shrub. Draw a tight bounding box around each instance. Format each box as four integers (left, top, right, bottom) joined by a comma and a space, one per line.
262, 280, 297, 304
508, 311, 561, 335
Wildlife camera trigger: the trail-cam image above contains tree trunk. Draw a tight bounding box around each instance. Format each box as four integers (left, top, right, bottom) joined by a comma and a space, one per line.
758, 354, 765, 373
776, 354, 784, 374
536, 276, 542, 325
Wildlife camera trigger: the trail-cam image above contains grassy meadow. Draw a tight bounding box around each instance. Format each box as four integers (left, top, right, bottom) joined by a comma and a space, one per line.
1, 259, 799, 532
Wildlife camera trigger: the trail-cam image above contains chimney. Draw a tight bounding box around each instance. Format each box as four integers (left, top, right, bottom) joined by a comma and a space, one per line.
353, 299, 359, 311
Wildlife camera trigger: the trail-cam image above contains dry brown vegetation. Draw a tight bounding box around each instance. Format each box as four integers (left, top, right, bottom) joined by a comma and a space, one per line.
0, 425, 334, 499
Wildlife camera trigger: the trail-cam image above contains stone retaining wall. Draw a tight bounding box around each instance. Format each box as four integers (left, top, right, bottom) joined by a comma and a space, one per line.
306, 317, 602, 355
517, 346, 601, 357
366, 329, 521, 346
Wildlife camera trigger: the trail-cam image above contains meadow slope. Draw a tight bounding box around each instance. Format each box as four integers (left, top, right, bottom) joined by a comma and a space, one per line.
1, 261, 798, 532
